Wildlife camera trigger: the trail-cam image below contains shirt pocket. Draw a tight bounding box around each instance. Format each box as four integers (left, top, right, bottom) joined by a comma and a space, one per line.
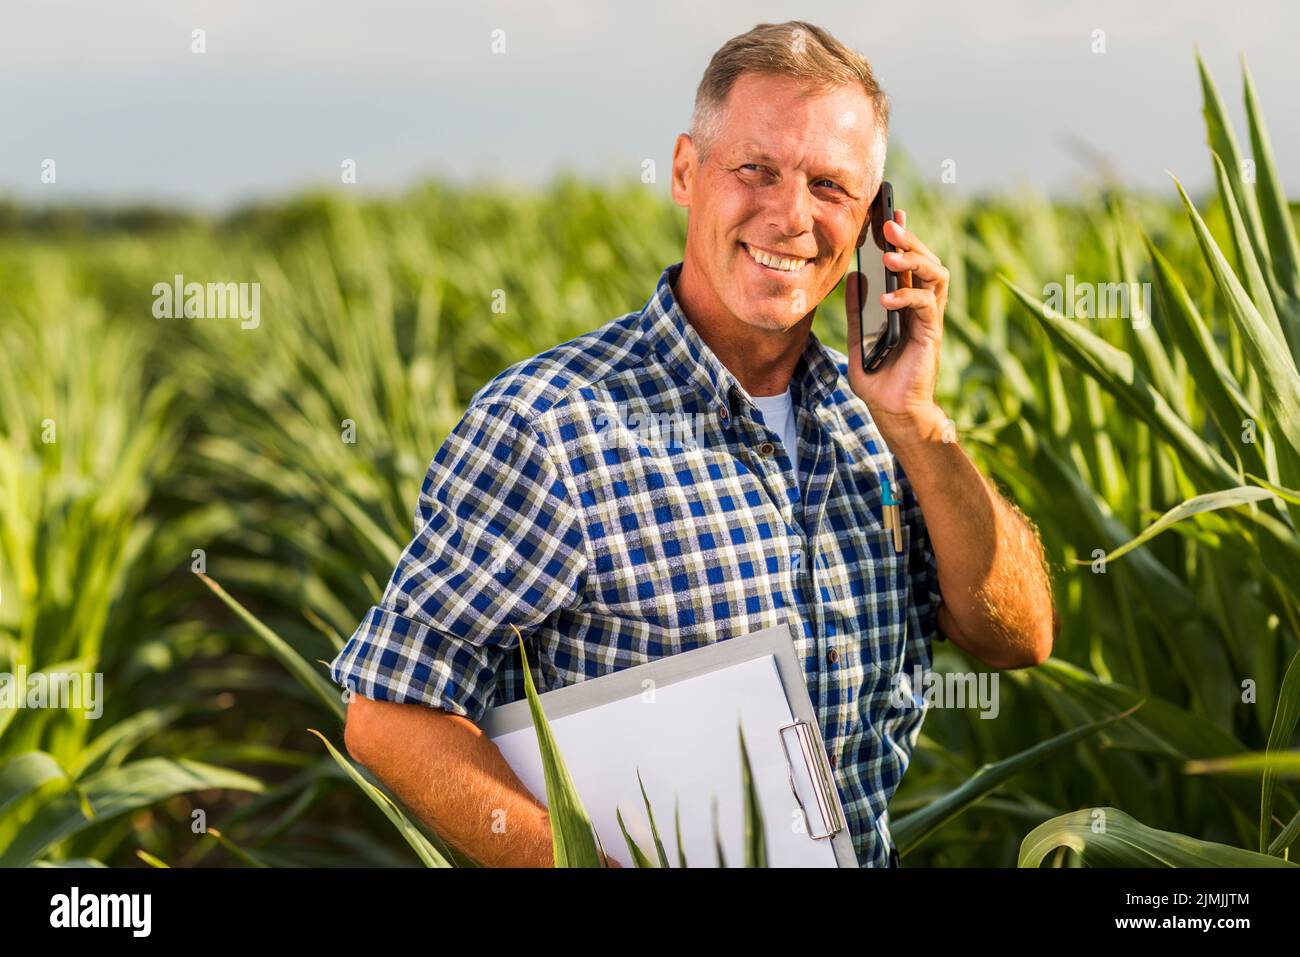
843, 486, 910, 682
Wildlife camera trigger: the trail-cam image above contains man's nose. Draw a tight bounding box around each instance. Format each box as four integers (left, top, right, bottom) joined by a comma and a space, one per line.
766, 175, 814, 237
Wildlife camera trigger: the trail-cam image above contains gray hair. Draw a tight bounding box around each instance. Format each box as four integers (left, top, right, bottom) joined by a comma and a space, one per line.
690, 21, 890, 167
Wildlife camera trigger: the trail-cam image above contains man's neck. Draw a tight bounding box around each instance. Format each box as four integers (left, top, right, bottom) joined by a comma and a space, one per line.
673, 257, 814, 398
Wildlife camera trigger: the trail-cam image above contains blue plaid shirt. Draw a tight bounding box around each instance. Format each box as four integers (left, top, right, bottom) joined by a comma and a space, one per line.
331, 262, 943, 867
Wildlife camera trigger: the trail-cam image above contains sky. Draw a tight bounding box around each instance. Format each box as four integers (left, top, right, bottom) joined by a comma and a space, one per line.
1, 0, 1297, 210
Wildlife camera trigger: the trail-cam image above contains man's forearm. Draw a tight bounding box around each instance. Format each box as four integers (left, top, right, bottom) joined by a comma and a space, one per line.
344, 695, 556, 867
877, 405, 1054, 668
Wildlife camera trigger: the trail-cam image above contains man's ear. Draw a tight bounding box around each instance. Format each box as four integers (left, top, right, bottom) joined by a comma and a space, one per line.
671, 133, 696, 207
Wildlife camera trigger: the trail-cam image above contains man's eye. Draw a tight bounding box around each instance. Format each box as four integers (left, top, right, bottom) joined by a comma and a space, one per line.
813, 178, 842, 191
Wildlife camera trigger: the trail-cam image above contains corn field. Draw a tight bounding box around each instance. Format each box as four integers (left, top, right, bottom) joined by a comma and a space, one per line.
1, 55, 1297, 868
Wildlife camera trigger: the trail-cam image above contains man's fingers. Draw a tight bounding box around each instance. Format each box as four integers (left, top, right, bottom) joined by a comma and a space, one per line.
884, 217, 939, 264
881, 285, 940, 321
884, 250, 948, 286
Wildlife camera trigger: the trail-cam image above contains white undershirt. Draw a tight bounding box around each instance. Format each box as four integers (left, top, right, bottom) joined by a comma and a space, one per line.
749, 387, 800, 483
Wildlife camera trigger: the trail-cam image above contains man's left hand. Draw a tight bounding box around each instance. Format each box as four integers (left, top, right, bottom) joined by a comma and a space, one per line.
845, 209, 950, 450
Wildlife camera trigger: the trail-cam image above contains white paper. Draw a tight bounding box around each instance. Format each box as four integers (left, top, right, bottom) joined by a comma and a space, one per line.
490, 654, 838, 867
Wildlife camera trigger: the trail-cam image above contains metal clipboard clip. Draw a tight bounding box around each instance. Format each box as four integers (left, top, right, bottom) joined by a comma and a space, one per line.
778, 719, 845, 841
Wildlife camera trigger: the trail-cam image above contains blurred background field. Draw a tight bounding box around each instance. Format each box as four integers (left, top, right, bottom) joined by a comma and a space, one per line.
2, 58, 1299, 868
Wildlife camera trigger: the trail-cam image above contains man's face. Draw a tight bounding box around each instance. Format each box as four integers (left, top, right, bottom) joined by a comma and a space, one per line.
672, 72, 884, 333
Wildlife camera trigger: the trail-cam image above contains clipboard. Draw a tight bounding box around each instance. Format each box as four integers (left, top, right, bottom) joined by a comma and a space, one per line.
481, 624, 858, 868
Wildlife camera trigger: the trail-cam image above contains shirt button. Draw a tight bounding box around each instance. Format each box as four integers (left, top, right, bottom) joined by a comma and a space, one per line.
758, 441, 775, 456
717, 404, 729, 422
827, 648, 839, 664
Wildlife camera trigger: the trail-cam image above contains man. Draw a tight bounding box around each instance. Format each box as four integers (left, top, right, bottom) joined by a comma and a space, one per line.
332, 20, 1055, 868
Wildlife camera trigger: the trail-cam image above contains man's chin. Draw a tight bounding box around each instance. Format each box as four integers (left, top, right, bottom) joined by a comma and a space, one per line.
733, 300, 807, 332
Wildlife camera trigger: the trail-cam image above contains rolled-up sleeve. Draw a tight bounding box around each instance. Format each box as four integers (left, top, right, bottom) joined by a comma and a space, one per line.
329, 399, 588, 723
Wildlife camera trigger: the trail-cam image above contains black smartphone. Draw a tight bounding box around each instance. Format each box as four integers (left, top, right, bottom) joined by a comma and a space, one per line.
855, 180, 900, 373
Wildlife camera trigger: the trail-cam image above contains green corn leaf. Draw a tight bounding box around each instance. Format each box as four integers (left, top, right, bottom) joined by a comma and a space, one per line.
254, 777, 325, 848
1020, 807, 1298, 867
0, 758, 265, 867
1002, 277, 1237, 489
1207, 152, 1290, 358
1269, 807, 1300, 856
73, 705, 186, 778
1197, 52, 1271, 278
1261, 647, 1300, 850
31, 858, 107, 868
1145, 236, 1273, 476
943, 300, 1038, 405
1003, 429, 1239, 725
198, 574, 346, 723
892, 700, 1136, 856
1171, 175, 1300, 524
1110, 203, 1186, 418
1075, 374, 1124, 507
615, 807, 656, 868
307, 729, 451, 868
1184, 751, 1300, 777
1247, 473, 1300, 504
674, 798, 688, 868
514, 629, 603, 868
1089, 486, 1276, 564
739, 725, 767, 868
0, 751, 66, 821
636, 769, 671, 867
205, 826, 270, 868
1027, 659, 1297, 829
318, 479, 405, 567
712, 797, 727, 868
1242, 55, 1300, 305
1027, 659, 1241, 760
1042, 331, 1074, 442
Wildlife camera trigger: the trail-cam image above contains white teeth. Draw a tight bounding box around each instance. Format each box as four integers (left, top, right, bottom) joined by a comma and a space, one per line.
743, 243, 808, 272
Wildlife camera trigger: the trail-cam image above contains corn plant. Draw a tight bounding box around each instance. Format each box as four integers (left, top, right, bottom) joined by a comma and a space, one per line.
882, 54, 1300, 866
0, 260, 263, 867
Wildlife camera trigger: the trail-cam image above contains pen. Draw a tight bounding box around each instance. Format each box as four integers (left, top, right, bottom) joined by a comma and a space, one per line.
880, 474, 903, 554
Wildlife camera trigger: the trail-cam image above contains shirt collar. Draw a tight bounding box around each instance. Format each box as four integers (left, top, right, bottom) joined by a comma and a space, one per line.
638, 262, 843, 416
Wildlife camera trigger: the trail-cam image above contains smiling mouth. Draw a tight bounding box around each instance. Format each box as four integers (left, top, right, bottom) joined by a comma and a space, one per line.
740, 241, 812, 274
